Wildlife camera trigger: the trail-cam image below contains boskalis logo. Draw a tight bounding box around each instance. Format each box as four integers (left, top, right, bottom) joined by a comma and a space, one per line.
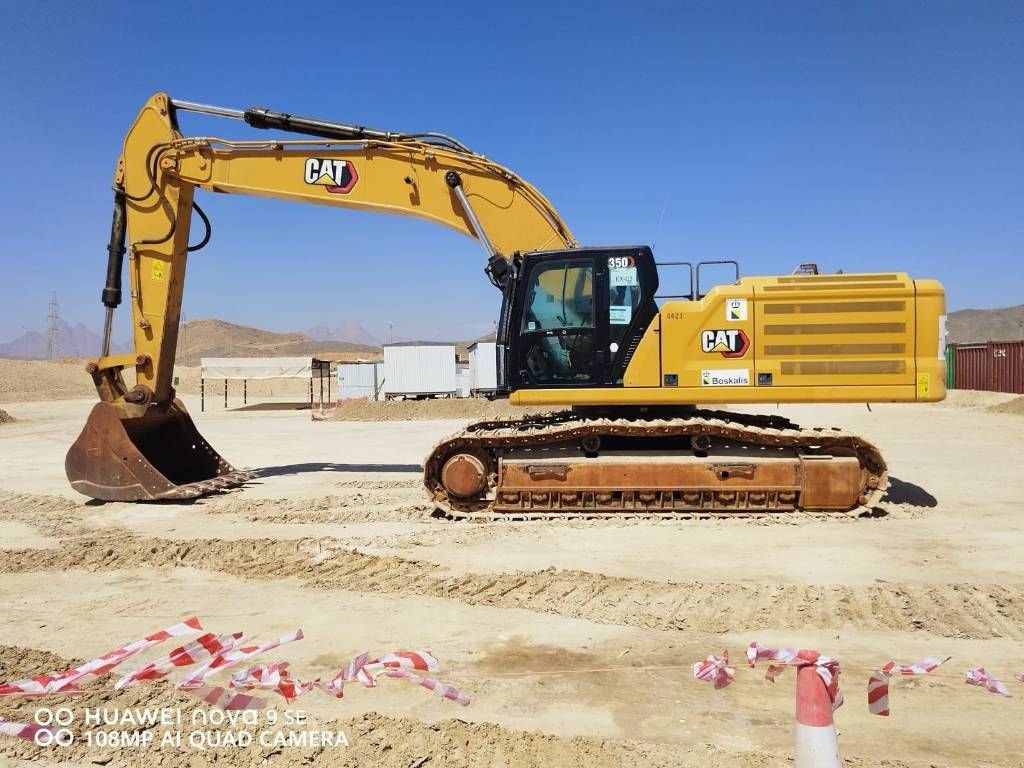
700, 329, 749, 358
701, 368, 750, 386
304, 158, 359, 194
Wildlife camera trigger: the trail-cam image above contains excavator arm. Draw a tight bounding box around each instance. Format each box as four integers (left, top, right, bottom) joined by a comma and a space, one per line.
67, 92, 576, 501
100, 92, 575, 406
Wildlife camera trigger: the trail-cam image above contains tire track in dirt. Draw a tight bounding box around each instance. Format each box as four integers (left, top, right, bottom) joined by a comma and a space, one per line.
0, 488, 926, 535
196, 492, 437, 523
0, 492, 100, 536
3, 534, 1022, 640
0, 645, 783, 768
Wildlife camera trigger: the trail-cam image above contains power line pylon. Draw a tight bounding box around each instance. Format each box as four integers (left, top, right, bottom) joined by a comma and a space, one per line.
46, 292, 59, 360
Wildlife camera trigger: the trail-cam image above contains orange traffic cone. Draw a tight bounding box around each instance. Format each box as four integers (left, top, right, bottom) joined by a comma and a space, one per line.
794, 665, 841, 768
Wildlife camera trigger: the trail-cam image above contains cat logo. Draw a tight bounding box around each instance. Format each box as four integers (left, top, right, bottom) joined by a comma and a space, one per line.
701, 329, 749, 358
303, 158, 359, 194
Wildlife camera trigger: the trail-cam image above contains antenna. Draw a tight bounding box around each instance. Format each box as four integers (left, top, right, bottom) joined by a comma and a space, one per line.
46, 292, 59, 360
651, 196, 670, 252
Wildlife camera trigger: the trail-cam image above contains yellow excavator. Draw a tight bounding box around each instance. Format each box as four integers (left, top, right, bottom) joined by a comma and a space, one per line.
66, 93, 947, 518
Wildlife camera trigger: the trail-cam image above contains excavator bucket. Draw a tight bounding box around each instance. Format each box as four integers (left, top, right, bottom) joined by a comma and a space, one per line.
65, 399, 251, 501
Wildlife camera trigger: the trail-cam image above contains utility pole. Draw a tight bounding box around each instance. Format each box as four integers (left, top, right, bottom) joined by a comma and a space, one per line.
46, 292, 59, 360
180, 312, 188, 366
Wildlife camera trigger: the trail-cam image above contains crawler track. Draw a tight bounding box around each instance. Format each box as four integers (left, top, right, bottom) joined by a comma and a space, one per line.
424, 409, 888, 520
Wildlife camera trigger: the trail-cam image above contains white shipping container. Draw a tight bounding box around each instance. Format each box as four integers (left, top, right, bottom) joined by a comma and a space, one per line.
337, 361, 384, 401
383, 343, 457, 398
456, 364, 471, 398
468, 341, 498, 394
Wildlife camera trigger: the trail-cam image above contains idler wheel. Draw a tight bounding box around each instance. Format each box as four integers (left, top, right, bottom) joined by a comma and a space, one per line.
440, 453, 487, 498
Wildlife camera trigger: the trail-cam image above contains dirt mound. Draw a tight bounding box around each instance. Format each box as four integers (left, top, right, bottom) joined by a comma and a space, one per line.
0, 359, 108, 402
5, 532, 1022, 640
0, 492, 94, 536
987, 395, 1024, 416
0, 408, 13, 424
330, 398, 565, 421
936, 389, 1019, 410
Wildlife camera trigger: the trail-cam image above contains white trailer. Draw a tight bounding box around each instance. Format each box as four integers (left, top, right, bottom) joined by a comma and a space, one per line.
468, 341, 498, 396
456, 364, 471, 398
337, 361, 384, 401
383, 342, 457, 399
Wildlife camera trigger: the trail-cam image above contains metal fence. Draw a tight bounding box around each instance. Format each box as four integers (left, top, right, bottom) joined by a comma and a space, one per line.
947, 341, 1024, 394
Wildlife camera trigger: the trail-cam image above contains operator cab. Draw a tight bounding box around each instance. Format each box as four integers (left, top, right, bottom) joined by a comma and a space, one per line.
497, 246, 659, 391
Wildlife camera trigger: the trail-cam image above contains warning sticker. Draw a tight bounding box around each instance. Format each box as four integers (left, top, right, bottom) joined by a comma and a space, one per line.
917, 373, 930, 398
151, 261, 166, 281
609, 305, 632, 325
610, 266, 639, 287
726, 298, 747, 322
701, 368, 750, 386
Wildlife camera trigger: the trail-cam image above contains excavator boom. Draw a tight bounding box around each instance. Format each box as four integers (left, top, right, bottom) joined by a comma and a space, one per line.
67, 93, 576, 500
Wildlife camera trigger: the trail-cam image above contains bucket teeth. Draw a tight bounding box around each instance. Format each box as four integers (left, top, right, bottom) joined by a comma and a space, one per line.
65, 399, 251, 502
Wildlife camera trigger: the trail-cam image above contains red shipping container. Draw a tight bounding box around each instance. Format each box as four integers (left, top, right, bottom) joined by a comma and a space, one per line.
953, 341, 1024, 394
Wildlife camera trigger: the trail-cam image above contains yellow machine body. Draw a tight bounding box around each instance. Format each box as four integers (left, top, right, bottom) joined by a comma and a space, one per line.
512, 272, 946, 406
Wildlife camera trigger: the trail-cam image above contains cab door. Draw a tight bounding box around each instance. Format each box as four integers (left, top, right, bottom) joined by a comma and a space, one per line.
514, 255, 600, 388
507, 247, 659, 390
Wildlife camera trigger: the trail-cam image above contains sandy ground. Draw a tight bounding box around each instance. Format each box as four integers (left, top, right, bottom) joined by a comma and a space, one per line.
0, 387, 1023, 766
0, 359, 320, 405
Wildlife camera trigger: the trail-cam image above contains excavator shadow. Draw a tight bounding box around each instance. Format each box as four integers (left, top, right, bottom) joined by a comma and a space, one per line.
884, 476, 938, 507
228, 402, 313, 412
249, 462, 422, 478
858, 476, 938, 518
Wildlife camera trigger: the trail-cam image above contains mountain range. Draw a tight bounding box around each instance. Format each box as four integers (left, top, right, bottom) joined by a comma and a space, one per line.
175, 319, 381, 362
3, 305, 1021, 360
946, 304, 1024, 345
0, 320, 129, 359
303, 321, 381, 346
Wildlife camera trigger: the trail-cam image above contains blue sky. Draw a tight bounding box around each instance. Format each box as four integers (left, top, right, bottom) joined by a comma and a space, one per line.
0, 1, 1020, 344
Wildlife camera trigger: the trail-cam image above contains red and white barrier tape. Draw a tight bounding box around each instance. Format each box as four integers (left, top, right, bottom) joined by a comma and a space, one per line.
381, 668, 471, 706
181, 685, 267, 711
746, 641, 843, 710
176, 629, 304, 691
175, 629, 305, 709
319, 649, 467, 705
0, 619, 468, 744
115, 632, 243, 690
320, 651, 372, 697
230, 662, 318, 704
0, 617, 202, 697
692, 651, 735, 689
965, 667, 1011, 697
0, 717, 53, 743
867, 657, 950, 716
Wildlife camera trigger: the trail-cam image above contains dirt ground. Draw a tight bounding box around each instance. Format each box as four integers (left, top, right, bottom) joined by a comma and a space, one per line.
328, 398, 561, 421
0, 359, 318, 404
0, 383, 1023, 767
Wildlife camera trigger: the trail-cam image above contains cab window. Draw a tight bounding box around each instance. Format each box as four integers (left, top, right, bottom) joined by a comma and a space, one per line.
607, 256, 643, 354
518, 259, 596, 386
521, 261, 594, 332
